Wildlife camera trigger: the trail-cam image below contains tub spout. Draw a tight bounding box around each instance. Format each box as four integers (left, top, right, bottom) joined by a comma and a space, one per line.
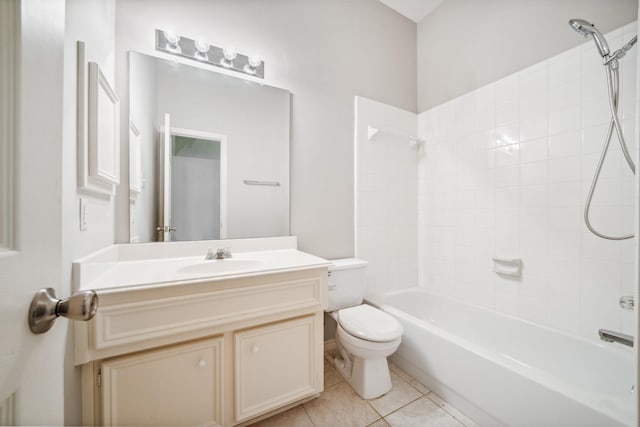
599, 329, 634, 347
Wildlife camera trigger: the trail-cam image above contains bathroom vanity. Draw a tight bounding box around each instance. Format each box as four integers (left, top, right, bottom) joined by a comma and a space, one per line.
73, 237, 329, 426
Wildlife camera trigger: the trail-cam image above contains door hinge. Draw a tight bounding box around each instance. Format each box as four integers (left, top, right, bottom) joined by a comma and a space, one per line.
97, 369, 102, 387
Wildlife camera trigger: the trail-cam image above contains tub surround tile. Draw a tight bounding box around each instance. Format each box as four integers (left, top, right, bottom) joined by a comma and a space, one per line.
355, 97, 419, 298
368, 372, 422, 417
385, 397, 465, 427
303, 381, 380, 427
417, 23, 637, 343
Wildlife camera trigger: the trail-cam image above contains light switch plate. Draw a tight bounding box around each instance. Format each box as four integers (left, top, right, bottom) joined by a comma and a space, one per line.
79, 198, 87, 231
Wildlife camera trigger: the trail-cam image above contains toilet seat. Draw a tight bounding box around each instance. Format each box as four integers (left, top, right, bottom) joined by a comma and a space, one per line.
337, 304, 403, 343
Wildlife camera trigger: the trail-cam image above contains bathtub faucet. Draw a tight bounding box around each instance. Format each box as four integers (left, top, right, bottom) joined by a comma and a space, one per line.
599, 329, 634, 347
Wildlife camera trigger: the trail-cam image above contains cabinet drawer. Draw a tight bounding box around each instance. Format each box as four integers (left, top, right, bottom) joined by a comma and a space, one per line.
86, 271, 324, 357
234, 316, 321, 423
100, 337, 223, 426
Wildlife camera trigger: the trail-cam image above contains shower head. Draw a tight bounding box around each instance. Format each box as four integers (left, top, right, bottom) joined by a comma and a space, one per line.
569, 19, 610, 57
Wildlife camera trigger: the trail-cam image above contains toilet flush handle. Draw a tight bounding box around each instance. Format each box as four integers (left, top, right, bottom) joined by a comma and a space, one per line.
328, 271, 336, 290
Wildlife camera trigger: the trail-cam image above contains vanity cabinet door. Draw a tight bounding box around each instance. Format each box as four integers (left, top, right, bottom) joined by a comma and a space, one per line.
100, 337, 223, 426
234, 315, 321, 423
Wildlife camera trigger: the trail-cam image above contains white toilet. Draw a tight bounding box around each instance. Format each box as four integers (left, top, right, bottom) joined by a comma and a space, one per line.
327, 259, 403, 399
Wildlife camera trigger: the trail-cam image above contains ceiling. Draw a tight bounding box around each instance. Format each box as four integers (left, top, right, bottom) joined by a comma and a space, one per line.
378, 0, 446, 23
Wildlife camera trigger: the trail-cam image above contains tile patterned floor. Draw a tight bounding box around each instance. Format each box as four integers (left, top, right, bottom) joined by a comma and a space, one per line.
250, 354, 479, 427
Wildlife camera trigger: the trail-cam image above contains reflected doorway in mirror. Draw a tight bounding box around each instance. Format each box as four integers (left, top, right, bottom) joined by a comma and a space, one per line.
158, 115, 228, 242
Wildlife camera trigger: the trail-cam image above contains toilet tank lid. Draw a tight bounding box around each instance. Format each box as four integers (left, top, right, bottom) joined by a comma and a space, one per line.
329, 258, 368, 271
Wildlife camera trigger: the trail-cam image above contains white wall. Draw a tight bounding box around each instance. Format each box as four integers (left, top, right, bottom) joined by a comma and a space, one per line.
62, 0, 116, 424
114, 0, 417, 258
355, 97, 419, 296
418, 22, 637, 342
417, 0, 638, 111
63, 0, 117, 257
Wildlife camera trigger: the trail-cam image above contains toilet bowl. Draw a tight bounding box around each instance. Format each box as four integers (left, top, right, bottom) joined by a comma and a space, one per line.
330, 304, 403, 399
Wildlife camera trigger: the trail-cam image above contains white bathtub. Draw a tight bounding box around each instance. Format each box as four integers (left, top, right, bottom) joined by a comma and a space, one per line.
366, 288, 635, 427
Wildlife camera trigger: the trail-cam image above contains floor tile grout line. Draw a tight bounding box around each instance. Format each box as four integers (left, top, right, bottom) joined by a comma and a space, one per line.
321, 353, 470, 427
322, 376, 345, 391
406, 380, 429, 395
300, 401, 316, 427
388, 364, 430, 396
370, 394, 424, 421
365, 415, 384, 427
424, 392, 469, 427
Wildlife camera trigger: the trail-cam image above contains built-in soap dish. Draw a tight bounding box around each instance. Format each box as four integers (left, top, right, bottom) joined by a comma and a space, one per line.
492, 257, 522, 277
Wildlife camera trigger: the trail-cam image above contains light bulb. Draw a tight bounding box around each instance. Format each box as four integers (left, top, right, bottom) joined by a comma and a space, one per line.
163, 30, 179, 44
248, 55, 262, 68
221, 47, 237, 68
162, 30, 181, 53
244, 55, 262, 74
223, 47, 237, 61
194, 38, 209, 61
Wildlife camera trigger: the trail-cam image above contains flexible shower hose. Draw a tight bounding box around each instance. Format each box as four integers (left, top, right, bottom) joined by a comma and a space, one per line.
583, 61, 636, 240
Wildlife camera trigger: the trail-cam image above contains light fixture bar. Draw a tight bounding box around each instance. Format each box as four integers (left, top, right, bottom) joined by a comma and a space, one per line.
155, 30, 265, 79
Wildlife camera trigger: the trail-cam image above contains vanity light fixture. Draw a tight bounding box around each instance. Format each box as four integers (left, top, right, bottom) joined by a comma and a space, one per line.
155, 29, 265, 79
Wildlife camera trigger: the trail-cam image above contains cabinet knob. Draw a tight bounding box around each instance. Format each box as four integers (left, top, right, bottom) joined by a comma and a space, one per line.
251, 344, 259, 353
197, 359, 207, 368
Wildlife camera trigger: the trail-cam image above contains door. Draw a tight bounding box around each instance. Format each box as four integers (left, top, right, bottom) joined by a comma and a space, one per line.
100, 338, 223, 426
158, 113, 173, 241
169, 128, 227, 241
159, 123, 227, 242
0, 0, 66, 425
234, 316, 320, 423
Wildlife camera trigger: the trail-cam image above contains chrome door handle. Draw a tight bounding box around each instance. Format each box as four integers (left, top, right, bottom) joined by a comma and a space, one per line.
156, 226, 176, 232
28, 288, 98, 334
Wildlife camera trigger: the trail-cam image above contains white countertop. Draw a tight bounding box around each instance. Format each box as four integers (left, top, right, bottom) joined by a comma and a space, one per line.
73, 238, 330, 292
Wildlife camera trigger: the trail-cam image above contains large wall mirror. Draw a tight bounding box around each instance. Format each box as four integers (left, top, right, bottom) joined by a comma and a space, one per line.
128, 52, 291, 243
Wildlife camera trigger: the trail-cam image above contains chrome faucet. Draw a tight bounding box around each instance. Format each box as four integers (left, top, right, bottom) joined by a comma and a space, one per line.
599, 329, 634, 348
205, 247, 232, 260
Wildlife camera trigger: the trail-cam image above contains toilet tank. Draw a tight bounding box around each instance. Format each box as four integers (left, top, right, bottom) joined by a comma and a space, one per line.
327, 258, 368, 311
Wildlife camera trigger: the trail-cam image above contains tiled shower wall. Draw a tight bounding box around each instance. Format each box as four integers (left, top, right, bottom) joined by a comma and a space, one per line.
418, 22, 637, 341
355, 97, 418, 297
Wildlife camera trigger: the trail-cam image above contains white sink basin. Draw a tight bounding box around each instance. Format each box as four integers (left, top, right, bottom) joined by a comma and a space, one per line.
177, 259, 265, 275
